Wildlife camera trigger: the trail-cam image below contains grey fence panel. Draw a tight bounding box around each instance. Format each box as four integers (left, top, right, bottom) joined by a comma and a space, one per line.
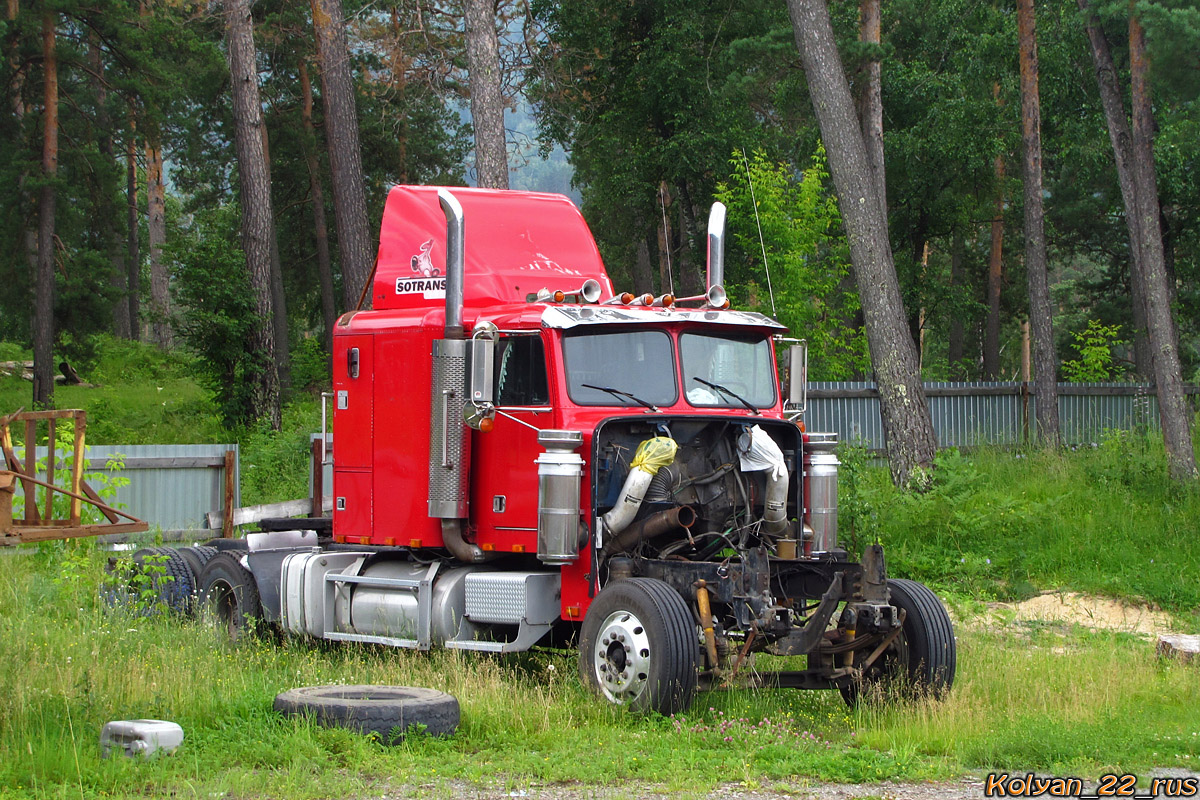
21, 443, 239, 533
804, 382, 1176, 451
805, 381, 884, 449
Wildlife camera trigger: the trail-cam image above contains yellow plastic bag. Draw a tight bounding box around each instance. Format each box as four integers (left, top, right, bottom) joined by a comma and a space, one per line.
629, 437, 678, 476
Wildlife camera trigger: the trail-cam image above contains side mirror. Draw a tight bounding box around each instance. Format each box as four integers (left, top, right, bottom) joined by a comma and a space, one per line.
787, 342, 807, 412
469, 322, 498, 405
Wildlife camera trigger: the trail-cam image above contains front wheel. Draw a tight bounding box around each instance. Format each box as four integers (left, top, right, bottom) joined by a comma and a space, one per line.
578, 578, 699, 715
842, 578, 956, 704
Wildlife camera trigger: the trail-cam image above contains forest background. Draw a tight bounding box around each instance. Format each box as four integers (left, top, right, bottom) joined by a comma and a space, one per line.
1, 0, 1197, 462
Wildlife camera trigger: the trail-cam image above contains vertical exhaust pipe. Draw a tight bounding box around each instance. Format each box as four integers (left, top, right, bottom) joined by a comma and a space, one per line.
438, 189, 465, 339
706, 202, 726, 293
429, 188, 481, 563
705, 202, 728, 308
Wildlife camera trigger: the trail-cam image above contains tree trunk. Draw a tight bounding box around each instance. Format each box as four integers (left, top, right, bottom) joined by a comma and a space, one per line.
10, 1, 40, 352
1127, 14, 1196, 480
300, 59, 337, 354
947, 227, 965, 377
464, 0, 508, 189
33, 10, 57, 409
786, 0, 937, 489
857, 0, 886, 215
258, 123, 291, 394
125, 120, 141, 340
390, 7, 409, 182
146, 132, 170, 347
1017, 0, 1059, 447
225, 0, 281, 430
983, 152, 1004, 379
676, 181, 703, 296
1077, 0, 1151, 380
633, 236, 655, 296
656, 182, 674, 296
88, 33, 131, 340
311, 0, 373, 310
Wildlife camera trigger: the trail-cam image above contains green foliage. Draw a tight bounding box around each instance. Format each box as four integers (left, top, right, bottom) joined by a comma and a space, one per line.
167, 204, 262, 429
2, 541, 1199, 797
1061, 320, 1126, 382
289, 336, 331, 394
842, 440, 1200, 611
716, 148, 869, 379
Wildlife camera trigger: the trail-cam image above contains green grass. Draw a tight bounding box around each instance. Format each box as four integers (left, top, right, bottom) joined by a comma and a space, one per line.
1, 548, 1198, 799
3, 338, 1200, 796
841, 439, 1200, 621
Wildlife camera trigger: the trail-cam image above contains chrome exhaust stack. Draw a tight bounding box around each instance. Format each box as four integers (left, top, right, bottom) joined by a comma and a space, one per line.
429, 189, 485, 561
705, 202, 727, 308
439, 189, 465, 339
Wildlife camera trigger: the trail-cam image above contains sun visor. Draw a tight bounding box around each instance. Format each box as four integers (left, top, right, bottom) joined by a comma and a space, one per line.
372, 185, 613, 312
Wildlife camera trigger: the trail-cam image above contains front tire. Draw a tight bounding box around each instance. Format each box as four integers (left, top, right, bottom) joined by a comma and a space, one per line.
842, 578, 956, 703
578, 578, 699, 715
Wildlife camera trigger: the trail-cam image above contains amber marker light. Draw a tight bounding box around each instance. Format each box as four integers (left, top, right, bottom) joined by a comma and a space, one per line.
479, 417, 494, 433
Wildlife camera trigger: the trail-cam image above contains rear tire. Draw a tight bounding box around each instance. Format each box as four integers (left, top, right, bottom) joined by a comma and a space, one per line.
578, 578, 699, 715
841, 578, 956, 704
128, 546, 194, 615
177, 546, 219, 584
198, 552, 262, 640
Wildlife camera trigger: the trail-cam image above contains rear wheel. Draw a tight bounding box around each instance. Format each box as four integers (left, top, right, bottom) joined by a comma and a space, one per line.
578, 578, 699, 715
198, 552, 262, 640
129, 546, 194, 615
841, 578, 956, 704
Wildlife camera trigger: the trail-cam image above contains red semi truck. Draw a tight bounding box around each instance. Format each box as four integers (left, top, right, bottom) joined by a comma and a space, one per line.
187, 185, 955, 714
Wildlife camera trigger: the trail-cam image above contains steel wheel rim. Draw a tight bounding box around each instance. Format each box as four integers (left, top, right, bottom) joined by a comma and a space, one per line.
593, 609, 653, 705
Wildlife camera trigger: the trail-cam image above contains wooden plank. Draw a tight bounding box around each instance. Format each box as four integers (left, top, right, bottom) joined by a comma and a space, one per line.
79, 480, 119, 524
81, 456, 228, 470
3, 521, 149, 544
23, 418, 37, 524
208, 497, 316, 530
70, 413, 84, 525
43, 417, 54, 522
5, 409, 85, 421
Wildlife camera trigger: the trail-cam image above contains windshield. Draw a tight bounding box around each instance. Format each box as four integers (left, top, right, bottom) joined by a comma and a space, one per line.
563, 330, 678, 407
680, 332, 777, 409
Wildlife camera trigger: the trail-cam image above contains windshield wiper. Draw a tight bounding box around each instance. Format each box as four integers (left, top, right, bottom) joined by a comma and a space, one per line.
693, 377, 759, 414
581, 383, 659, 411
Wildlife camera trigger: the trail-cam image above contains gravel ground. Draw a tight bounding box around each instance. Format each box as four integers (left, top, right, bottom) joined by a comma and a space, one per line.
379, 770, 1200, 800
382, 776, 989, 799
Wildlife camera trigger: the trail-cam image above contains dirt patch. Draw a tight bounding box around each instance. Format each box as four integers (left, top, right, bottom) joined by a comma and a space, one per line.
983, 591, 1176, 637
394, 777, 991, 800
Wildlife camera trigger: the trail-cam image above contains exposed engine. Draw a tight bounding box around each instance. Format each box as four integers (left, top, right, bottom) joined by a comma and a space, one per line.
594, 418, 802, 564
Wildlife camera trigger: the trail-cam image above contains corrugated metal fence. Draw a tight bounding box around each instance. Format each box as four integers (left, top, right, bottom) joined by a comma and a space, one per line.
19, 443, 239, 535
803, 382, 1182, 451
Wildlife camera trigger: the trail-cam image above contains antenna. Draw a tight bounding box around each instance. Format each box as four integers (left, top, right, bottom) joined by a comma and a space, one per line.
658, 184, 675, 297
742, 148, 776, 318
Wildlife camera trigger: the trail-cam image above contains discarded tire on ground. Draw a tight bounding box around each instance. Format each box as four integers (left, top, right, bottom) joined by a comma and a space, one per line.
273, 685, 459, 743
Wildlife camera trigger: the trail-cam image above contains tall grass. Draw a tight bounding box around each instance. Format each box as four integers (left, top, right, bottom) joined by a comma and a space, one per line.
2, 546, 1198, 799
841, 436, 1200, 619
